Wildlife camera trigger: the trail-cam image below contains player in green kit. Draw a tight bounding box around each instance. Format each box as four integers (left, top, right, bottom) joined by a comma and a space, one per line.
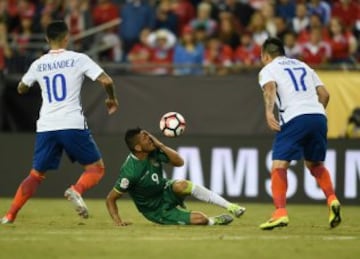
106, 128, 246, 226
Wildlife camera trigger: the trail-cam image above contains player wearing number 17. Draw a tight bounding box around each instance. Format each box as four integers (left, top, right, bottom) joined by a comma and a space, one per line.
258, 38, 341, 230
1, 21, 119, 224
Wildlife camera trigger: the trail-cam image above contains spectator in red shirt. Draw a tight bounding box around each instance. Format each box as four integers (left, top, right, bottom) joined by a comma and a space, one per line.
328, 17, 357, 64
332, 0, 358, 30
148, 29, 176, 75
233, 31, 261, 68
92, 0, 119, 26
128, 28, 152, 73
204, 36, 233, 75
171, 0, 195, 35
297, 13, 329, 44
301, 27, 331, 66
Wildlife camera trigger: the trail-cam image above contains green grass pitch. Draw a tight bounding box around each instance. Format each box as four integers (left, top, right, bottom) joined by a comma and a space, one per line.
0, 198, 359, 259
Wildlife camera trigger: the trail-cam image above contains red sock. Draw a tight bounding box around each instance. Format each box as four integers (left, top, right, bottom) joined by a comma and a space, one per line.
6, 169, 45, 220
271, 168, 288, 211
72, 166, 105, 195
309, 165, 336, 205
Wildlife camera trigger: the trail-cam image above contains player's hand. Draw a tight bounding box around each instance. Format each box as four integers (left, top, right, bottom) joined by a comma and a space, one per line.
114, 221, 132, 227
266, 112, 280, 132
142, 130, 163, 148
105, 98, 119, 115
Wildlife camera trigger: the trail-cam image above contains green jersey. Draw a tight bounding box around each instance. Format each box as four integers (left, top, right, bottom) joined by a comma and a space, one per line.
114, 150, 170, 213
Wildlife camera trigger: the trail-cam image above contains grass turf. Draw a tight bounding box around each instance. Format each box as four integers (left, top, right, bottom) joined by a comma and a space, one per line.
0, 199, 359, 259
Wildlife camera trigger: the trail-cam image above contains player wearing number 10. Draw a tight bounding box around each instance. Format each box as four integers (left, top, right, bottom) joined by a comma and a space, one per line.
258, 38, 341, 230
1, 21, 119, 224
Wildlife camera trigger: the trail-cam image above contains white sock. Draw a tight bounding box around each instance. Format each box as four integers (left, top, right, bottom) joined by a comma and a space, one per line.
191, 184, 231, 209
208, 217, 215, 226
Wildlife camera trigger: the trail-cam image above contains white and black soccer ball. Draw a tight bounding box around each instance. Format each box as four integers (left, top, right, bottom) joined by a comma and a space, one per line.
159, 112, 186, 137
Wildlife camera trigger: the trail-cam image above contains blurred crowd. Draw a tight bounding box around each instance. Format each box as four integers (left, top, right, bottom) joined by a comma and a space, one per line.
0, 0, 360, 75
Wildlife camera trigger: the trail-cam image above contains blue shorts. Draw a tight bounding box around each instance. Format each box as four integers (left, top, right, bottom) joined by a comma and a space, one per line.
272, 114, 327, 162
33, 129, 101, 172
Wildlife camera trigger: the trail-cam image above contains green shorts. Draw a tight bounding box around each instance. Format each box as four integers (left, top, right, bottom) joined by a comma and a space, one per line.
142, 180, 191, 225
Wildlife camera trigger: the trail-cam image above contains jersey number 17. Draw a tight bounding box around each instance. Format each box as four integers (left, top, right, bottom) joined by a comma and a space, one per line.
284, 67, 308, 91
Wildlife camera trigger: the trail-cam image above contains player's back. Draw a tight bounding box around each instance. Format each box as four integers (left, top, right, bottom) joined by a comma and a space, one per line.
23, 49, 103, 132
259, 56, 325, 124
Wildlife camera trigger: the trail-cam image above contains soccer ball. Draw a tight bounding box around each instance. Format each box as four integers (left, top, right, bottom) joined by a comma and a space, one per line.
159, 112, 186, 137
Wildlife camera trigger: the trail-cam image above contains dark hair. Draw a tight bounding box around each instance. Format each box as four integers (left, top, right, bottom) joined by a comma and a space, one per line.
46, 21, 68, 42
262, 37, 285, 57
125, 127, 142, 152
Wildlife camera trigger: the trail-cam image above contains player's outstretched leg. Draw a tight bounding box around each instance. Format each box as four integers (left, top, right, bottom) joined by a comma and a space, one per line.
65, 162, 105, 219
306, 162, 342, 228
172, 180, 246, 218
1, 169, 45, 224
260, 168, 289, 230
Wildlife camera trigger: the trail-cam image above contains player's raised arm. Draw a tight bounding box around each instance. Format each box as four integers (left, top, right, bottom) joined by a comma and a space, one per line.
96, 72, 119, 115
143, 130, 184, 167
262, 82, 280, 132
105, 189, 132, 227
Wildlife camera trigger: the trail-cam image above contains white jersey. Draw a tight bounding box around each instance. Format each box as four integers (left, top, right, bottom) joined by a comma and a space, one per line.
22, 49, 103, 132
258, 56, 325, 125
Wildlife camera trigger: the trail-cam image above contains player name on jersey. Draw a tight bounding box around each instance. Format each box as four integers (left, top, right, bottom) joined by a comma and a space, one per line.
36, 59, 75, 72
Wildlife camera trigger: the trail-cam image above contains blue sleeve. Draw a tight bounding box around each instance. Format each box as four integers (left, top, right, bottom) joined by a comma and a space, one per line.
173, 45, 183, 64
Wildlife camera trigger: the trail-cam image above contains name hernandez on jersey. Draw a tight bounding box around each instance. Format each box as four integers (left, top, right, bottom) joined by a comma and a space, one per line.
21, 49, 103, 132
258, 56, 325, 125
36, 59, 75, 72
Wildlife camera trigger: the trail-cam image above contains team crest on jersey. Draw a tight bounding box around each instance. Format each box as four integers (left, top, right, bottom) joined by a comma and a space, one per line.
120, 178, 129, 189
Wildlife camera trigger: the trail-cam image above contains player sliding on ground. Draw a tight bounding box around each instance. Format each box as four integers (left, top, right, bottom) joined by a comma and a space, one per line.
106, 128, 246, 226
1, 21, 119, 224
258, 38, 341, 230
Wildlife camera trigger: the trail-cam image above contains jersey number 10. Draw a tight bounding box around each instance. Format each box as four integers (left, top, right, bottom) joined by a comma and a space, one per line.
43, 73, 67, 103
284, 67, 308, 91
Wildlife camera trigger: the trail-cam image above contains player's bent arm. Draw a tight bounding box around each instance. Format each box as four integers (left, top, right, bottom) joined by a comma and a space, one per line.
96, 72, 119, 114
262, 82, 280, 131
143, 130, 184, 167
158, 143, 184, 167
17, 82, 30, 95
262, 82, 277, 114
106, 189, 130, 226
97, 72, 116, 98
316, 85, 330, 109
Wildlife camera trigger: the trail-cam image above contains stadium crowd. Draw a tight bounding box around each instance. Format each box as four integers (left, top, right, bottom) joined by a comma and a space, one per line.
0, 0, 360, 75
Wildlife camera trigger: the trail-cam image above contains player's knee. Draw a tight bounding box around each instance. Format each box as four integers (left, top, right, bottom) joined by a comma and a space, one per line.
172, 180, 189, 194
305, 161, 323, 171
30, 169, 46, 181
190, 212, 208, 225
